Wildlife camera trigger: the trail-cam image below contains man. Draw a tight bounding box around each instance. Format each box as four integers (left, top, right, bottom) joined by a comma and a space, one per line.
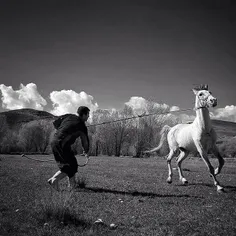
48, 106, 90, 191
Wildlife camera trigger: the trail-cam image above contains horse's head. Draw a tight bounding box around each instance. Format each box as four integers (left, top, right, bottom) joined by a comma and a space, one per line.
192, 84, 217, 109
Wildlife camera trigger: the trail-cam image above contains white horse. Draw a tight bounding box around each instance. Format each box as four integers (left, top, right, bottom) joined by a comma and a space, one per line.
144, 85, 225, 192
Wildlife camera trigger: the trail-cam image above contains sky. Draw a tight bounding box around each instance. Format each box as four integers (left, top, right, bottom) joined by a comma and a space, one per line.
0, 0, 236, 121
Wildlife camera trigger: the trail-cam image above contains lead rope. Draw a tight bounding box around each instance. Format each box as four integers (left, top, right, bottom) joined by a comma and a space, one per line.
21, 153, 90, 167
21, 107, 194, 166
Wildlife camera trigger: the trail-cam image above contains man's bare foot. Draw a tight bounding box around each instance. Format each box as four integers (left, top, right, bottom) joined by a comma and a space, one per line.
48, 178, 60, 191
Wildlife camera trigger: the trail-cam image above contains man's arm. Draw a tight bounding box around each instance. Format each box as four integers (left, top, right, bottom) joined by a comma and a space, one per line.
73, 129, 89, 154
80, 132, 89, 154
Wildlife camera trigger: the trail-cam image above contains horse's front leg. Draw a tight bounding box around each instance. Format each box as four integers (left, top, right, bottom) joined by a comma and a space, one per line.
195, 141, 224, 192
211, 145, 225, 175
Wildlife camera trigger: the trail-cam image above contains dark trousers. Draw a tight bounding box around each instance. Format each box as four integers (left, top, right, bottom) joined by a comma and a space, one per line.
51, 139, 78, 178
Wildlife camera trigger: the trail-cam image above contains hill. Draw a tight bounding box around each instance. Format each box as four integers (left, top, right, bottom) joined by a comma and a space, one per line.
0, 108, 235, 137
0, 108, 235, 156
211, 119, 236, 139
0, 108, 56, 130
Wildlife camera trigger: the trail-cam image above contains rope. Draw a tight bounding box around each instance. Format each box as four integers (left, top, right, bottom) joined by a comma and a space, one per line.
21, 154, 54, 162
77, 155, 90, 167
21, 107, 194, 165
87, 108, 193, 127
21, 154, 90, 167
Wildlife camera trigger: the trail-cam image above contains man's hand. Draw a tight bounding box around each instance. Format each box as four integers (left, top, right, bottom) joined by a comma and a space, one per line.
82, 151, 89, 158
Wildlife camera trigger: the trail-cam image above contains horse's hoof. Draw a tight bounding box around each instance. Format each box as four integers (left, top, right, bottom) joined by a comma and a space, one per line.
167, 178, 172, 184
214, 168, 220, 175
217, 186, 224, 193
182, 180, 188, 185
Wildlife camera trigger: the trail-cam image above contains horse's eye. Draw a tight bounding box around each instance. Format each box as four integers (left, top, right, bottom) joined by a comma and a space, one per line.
199, 93, 203, 96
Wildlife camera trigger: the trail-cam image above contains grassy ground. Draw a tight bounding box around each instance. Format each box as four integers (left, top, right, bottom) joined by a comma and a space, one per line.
0, 155, 236, 236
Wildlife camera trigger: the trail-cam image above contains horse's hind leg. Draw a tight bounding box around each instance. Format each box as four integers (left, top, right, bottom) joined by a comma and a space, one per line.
176, 150, 189, 184
167, 150, 175, 184
211, 145, 225, 175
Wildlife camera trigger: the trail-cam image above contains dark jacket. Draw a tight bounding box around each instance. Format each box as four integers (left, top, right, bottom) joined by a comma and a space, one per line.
53, 114, 89, 153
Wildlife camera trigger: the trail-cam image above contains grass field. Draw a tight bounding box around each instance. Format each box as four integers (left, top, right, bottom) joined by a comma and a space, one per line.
0, 155, 236, 236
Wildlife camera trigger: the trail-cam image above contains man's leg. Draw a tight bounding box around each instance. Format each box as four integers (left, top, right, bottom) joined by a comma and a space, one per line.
67, 151, 78, 190
68, 175, 76, 190
48, 170, 67, 191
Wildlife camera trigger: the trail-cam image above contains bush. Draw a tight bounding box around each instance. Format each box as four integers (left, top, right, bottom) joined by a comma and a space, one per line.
218, 137, 236, 158
0, 131, 21, 153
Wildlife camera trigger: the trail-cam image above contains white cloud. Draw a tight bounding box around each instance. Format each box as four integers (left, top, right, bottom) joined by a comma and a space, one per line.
212, 105, 236, 122
125, 96, 179, 114
50, 90, 99, 116
125, 96, 169, 114
1, 82, 235, 125
125, 96, 148, 113
178, 114, 195, 123
0, 83, 47, 110
154, 103, 170, 110
125, 96, 198, 123
170, 106, 180, 112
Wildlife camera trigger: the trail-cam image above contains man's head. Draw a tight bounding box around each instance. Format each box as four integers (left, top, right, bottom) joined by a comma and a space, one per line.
77, 106, 90, 122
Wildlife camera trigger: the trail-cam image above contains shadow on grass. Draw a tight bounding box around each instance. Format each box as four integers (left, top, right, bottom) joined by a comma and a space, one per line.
184, 183, 213, 187
183, 183, 236, 192
77, 186, 202, 199
0, 171, 7, 177
59, 211, 90, 227
224, 185, 236, 192
38, 206, 92, 228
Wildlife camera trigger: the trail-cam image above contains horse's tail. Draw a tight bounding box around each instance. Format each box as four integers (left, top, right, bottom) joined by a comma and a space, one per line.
143, 125, 171, 154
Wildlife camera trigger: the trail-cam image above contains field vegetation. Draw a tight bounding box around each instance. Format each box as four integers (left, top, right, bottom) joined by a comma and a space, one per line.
0, 155, 236, 236
1, 105, 236, 235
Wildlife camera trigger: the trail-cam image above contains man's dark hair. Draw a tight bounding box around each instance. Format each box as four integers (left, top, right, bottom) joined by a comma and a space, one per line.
77, 106, 90, 116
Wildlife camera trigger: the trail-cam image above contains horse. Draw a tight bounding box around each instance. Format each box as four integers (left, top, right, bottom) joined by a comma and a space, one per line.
144, 84, 225, 192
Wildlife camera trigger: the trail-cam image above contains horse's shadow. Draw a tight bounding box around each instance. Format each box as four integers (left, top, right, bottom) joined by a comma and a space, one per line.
223, 185, 236, 192
76, 186, 202, 199
180, 183, 236, 192
184, 183, 213, 187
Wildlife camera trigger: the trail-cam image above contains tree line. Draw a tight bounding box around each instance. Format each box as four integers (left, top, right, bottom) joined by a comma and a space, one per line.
0, 103, 178, 157
0, 103, 235, 158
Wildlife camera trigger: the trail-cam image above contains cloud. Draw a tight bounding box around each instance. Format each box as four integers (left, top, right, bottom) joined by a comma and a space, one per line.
50, 90, 99, 116
1, 83, 235, 124
178, 113, 195, 123
212, 105, 236, 122
125, 96, 197, 123
125, 96, 148, 114
170, 106, 180, 112
125, 96, 170, 113
125, 96, 178, 114
0, 83, 47, 110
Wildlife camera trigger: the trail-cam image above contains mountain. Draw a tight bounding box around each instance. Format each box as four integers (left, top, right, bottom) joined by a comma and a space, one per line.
0, 108, 235, 156
0, 108, 56, 130
0, 108, 235, 138
212, 119, 236, 138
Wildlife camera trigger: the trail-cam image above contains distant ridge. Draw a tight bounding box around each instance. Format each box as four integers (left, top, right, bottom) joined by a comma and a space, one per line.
0, 108, 235, 138
211, 119, 236, 138
212, 119, 236, 127
0, 108, 56, 130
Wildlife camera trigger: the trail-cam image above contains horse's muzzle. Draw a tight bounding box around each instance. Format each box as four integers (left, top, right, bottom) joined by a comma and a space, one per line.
211, 99, 217, 107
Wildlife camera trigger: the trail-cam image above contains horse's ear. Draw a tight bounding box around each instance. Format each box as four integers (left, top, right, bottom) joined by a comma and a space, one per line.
192, 89, 198, 95
204, 84, 208, 90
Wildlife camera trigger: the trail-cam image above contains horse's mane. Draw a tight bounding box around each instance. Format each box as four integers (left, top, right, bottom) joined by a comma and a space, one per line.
194, 84, 208, 91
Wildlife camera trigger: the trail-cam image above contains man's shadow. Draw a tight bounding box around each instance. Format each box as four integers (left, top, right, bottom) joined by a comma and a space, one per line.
76, 186, 202, 199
